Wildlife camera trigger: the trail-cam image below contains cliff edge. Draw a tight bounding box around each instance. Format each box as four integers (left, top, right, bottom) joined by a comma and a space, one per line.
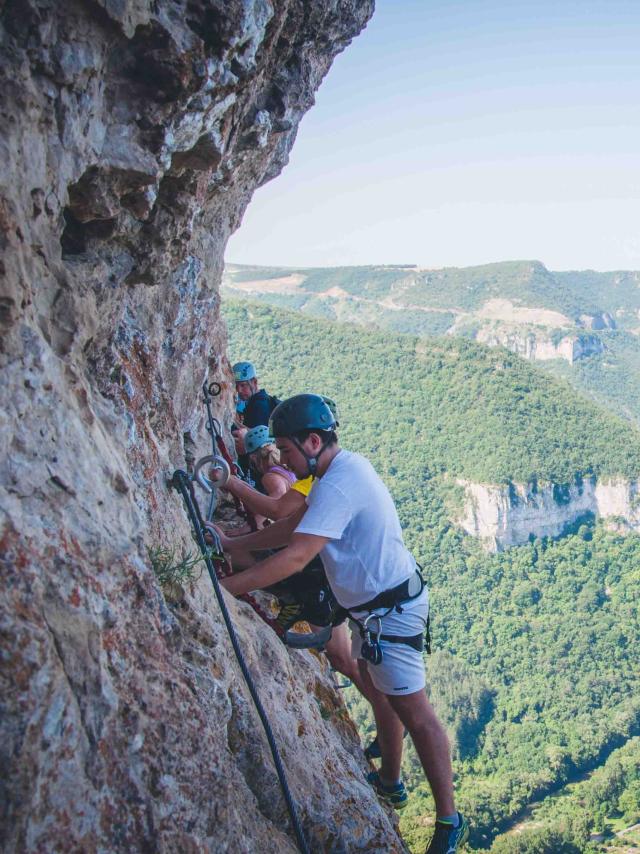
0, 2, 406, 851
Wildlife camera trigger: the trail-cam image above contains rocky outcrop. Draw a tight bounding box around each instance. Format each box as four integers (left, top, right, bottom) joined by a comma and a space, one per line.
579, 312, 616, 331
475, 326, 606, 364
458, 477, 640, 551
0, 2, 399, 852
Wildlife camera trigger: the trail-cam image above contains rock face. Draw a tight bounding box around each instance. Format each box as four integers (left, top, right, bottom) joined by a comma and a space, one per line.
458, 477, 640, 551
475, 326, 606, 364
579, 312, 616, 331
0, 2, 404, 852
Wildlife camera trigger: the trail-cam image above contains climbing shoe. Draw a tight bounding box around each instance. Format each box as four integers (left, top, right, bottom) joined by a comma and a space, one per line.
425, 813, 469, 853
366, 770, 408, 810
364, 729, 408, 760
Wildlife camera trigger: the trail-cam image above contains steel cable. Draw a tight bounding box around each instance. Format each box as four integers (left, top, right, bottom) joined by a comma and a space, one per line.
171, 470, 310, 854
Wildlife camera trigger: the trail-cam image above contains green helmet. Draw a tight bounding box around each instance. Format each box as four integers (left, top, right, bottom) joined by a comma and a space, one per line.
321, 395, 340, 428
269, 394, 336, 438
244, 425, 272, 455
233, 361, 256, 382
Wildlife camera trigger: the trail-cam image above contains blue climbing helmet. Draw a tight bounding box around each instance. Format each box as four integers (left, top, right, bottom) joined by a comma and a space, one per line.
269, 394, 336, 437
244, 425, 273, 455
233, 361, 256, 382
269, 394, 336, 476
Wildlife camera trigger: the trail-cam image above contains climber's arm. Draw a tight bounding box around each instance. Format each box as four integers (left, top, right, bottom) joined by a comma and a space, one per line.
219, 507, 305, 553
223, 475, 305, 520
221, 532, 329, 596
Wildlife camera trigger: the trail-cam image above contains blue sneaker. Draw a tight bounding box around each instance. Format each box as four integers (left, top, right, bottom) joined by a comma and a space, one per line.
367, 770, 408, 810
425, 813, 469, 853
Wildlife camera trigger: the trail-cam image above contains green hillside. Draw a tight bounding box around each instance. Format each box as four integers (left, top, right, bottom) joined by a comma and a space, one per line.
555, 269, 640, 330
225, 261, 640, 321
224, 299, 640, 851
224, 262, 640, 424
547, 329, 640, 423
224, 300, 640, 483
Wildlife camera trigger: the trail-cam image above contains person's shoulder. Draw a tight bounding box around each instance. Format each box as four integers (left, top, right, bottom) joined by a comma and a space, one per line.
244, 390, 272, 426
291, 475, 314, 496
332, 449, 369, 471
333, 450, 380, 483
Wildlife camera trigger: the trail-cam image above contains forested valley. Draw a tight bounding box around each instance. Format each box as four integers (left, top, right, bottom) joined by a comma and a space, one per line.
225, 299, 640, 853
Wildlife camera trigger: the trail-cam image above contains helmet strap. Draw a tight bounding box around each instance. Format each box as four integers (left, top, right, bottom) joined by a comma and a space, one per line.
292, 435, 330, 478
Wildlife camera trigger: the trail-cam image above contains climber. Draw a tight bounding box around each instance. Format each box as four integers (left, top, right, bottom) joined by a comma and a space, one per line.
208, 512, 370, 697
210, 398, 372, 696
220, 394, 469, 854
222, 424, 297, 534
219, 396, 338, 520
232, 361, 280, 429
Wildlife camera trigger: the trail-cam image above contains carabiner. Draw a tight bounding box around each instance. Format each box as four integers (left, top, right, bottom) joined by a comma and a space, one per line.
363, 613, 382, 640
193, 454, 231, 493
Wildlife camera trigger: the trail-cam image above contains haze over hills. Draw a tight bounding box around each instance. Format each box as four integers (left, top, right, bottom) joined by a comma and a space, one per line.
223, 260, 640, 422
224, 299, 640, 852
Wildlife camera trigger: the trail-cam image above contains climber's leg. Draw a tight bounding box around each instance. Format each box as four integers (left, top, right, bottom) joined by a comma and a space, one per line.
386, 689, 455, 817
357, 659, 405, 784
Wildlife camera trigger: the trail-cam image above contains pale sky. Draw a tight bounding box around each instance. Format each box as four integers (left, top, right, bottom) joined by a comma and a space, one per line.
226, 0, 640, 271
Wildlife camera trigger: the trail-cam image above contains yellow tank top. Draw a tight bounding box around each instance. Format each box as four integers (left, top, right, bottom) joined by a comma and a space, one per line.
291, 475, 314, 496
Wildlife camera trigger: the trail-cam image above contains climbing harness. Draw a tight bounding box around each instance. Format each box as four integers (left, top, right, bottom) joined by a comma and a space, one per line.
170, 468, 309, 854
347, 568, 432, 666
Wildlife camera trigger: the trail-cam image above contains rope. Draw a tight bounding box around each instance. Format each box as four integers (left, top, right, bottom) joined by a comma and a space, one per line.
202, 381, 258, 531
215, 432, 258, 531
171, 470, 309, 854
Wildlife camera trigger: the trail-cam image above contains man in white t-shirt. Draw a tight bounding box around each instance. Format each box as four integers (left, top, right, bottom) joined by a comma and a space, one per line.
221, 394, 468, 854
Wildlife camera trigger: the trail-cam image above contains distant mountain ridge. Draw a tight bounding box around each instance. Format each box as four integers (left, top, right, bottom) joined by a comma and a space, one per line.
223, 260, 640, 422
224, 259, 640, 322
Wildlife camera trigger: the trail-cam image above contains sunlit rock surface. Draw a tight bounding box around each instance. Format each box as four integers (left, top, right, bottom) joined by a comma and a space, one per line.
0, 1, 407, 851
458, 477, 640, 551
474, 325, 606, 364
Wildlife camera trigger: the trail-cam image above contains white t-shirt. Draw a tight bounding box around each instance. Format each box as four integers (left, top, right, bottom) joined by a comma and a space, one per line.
294, 449, 416, 608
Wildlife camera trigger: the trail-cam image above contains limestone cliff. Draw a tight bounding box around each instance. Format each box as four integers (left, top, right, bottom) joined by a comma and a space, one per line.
0, 2, 406, 851
474, 325, 606, 364
458, 477, 640, 551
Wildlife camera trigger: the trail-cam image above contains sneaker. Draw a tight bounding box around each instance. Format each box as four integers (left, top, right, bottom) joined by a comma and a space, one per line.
364, 729, 409, 761
366, 770, 408, 810
425, 813, 469, 853
364, 735, 381, 761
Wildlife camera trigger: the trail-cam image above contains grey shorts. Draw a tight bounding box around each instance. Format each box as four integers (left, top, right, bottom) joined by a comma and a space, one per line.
349, 587, 429, 696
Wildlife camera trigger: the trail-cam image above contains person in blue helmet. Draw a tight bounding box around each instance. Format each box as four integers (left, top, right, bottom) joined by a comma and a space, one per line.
232, 361, 280, 429
227, 425, 298, 534
221, 394, 469, 854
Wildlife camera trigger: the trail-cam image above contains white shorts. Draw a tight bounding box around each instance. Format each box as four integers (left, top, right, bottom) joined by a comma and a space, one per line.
349, 587, 429, 696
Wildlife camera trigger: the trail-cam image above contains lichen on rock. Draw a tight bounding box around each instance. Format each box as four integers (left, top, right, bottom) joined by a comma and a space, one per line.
0, 1, 407, 851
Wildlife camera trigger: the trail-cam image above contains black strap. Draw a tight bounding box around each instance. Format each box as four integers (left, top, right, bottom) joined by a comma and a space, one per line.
379, 632, 424, 652
350, 568, 424, 613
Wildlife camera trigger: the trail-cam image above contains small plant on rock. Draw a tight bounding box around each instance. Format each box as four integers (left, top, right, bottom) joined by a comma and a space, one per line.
147, 544, 206, 589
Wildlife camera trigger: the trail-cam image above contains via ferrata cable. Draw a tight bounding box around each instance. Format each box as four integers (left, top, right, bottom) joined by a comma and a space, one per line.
170, 469, 309, 854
